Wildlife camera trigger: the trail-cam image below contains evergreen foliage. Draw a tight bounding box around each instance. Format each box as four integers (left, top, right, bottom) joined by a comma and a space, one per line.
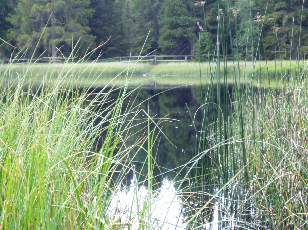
0, 0, 8, 39
0, 0, 15, 58
194, 31, 214, 61
253, 0, 308, 59
0, 0, 307, 59
159, 0, 194, 55
7, 0, 95, 57
90, 0, 123, 57
130, 0, 161, 54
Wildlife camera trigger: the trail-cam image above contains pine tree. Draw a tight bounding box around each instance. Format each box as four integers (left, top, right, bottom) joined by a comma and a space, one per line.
0, 0, 7, 59
1, 0, 308, 59
159, 0, 194, 55
130, 0, 161, 55
0, 0, 8, 38
114, 0, 135, 55
8, 0, 95, 58
234, 0, 261, 59
252, 0, 308, 59
90, 0, 123, 57
0, 0, 15, 58
193, 1, 216, 60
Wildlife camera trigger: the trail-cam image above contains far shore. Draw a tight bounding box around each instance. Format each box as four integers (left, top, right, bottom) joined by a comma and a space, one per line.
0, 61, 306, 88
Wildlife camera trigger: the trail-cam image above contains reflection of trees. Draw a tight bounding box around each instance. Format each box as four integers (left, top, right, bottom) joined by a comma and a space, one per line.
130, 86, 235, 180
154, 88, 198, 171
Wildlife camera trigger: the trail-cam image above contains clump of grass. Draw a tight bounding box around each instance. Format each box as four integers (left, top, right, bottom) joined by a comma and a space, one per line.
238, 85, 308, 227
0, 48, 307, 229
186, 67, 308, 228
0, 67, 150, 228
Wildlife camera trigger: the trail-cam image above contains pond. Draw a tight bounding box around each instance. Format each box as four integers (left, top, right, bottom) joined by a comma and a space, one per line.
1, 76, 305, 228
86, 83, 276, 229
0, 60, 306, 228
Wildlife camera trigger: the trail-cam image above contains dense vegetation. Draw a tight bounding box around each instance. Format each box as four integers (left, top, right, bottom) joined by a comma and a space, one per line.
0, 0, 307, 60
0, 0, 307, 229
0, 61, 306, 228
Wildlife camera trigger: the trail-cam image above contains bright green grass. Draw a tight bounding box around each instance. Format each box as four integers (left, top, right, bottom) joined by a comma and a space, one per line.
0, 81, 152, 228
0, 60, 307, 88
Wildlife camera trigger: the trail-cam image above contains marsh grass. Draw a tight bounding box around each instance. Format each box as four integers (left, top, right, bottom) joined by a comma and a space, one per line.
166, 1, 308, 227
0, 60, 307, 228
0, 2, 308, 228
178, 81, 308, 228
0, 67, 161, 228
180, 2, 308, 227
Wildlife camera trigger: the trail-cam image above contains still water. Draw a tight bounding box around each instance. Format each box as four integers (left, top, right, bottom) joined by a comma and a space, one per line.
87, 84, 269, 229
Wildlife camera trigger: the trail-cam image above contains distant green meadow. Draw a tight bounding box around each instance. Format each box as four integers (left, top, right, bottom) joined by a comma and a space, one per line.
0, 60, 307, 88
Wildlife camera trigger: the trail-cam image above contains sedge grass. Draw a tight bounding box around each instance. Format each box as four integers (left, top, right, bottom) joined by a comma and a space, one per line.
182, 55, 308, 228
0, 62, 198, 229
0, 68, 157, 228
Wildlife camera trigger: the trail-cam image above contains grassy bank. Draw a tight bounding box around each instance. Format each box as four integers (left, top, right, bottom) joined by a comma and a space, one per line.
0, 60, 307, 88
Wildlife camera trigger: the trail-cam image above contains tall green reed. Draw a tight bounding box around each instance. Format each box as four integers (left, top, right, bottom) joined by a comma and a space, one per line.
188, 0, 307, 228
0, 60, 160, 228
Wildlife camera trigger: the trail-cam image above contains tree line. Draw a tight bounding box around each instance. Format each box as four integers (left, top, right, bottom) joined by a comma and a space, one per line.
0, 0, 307, 61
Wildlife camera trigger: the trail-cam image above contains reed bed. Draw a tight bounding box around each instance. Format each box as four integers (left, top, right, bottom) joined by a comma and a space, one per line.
184, 60, 308, 228
0, 69, 163, 228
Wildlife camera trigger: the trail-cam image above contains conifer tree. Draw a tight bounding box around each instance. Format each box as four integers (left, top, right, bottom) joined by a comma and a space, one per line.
194, 31, 214, 61
130, 0, 161, 55
0, 0, 7, 58
159, 0, 194, 55
234, 0, 261, 59
0, 0, 15, 58
8, 0, 95, 57
251, 0, 308, 59
1, 0, 308, 59
0, 0, 9, 39
114, 0, 135, 55
90, 0, 123, 57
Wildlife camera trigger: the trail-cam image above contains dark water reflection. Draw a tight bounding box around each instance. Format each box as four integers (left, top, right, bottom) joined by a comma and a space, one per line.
87, 85, 238, 179
86, 84, 273, 228
140, 85, 239, 179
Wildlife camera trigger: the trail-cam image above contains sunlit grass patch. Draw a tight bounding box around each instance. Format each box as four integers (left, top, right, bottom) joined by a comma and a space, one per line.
0, 60, 307, 89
